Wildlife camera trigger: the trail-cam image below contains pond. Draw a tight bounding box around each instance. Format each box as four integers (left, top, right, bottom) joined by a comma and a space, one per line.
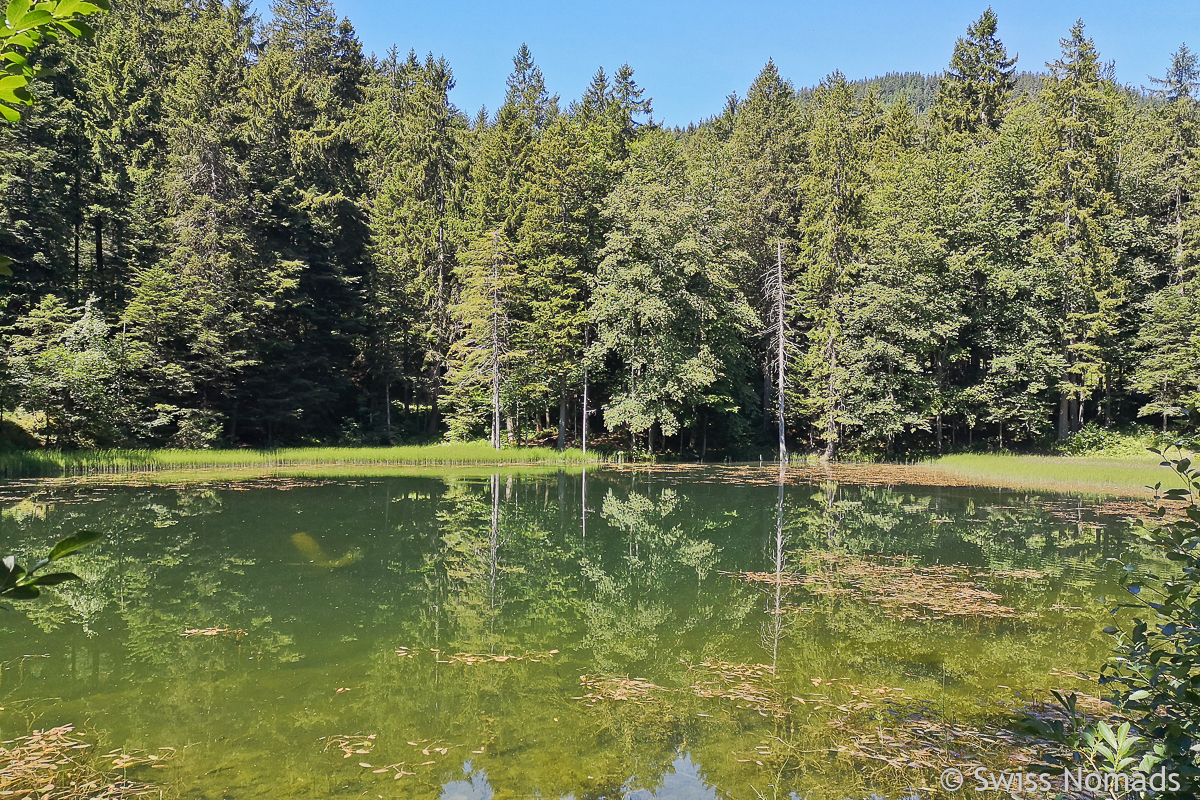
0, 467, 1152, 799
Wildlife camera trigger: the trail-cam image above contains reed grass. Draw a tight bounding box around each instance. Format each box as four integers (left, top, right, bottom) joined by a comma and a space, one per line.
0, 441, 595, 480
926, 452, 1175, 497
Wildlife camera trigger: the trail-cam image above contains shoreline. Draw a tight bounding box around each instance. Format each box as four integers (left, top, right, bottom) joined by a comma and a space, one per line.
0, 450, 1179, 499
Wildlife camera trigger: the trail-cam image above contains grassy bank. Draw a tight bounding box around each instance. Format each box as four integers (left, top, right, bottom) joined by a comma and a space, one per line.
0, 442, 594, 480
925, 451, 1175, 497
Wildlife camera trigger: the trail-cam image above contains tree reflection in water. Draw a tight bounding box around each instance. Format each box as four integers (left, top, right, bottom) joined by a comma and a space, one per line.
0, 470, 1151, 799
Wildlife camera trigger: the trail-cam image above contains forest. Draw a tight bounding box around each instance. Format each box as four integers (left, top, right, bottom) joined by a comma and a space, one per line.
0, 0, 1197, 459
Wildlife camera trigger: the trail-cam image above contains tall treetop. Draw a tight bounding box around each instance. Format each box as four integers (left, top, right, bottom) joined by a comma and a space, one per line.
932, 7, 1017, 135
1149, 43, 1200, 103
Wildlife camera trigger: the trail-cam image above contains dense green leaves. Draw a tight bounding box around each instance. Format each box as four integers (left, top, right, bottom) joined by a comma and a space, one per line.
591, 130, 757, 449
1099, 446, 1200, 794
0, 0, 109, 122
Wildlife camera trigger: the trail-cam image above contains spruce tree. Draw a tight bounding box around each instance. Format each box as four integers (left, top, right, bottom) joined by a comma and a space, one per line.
728, 61, 805, 447
1148, 44, 1200, 278
365, 51, 466, 439
446, 231, 519, 446
1034, 20, 1125, 439
797, 73, 876, 460
932, 8, 1017, 136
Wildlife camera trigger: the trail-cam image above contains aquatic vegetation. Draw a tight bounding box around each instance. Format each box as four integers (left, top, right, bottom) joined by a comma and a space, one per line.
0, 725, 163, 798
797, 553, 1022, 620
689, 661, 786, 718
441, 649, 559, 665
180, 627, 246, 638
321, 732, 377, 759
578, 675, 670, 705
725, 554, 1029, 621
0, 442, 595, 480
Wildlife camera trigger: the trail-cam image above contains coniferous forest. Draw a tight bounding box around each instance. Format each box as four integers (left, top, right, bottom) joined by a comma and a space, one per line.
2, 0, 1198, 458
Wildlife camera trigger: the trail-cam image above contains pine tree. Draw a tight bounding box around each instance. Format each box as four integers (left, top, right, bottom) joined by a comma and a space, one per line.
520, 114, 593, 449
237, 0, 370, 443
77, 0, 176, 304
728, 61, 804, 447
456, 45, 556, 440
122, 0, 272, 447
1148, 44, 1200, 278
365, 51, 466, 439
0, 30, 90, 310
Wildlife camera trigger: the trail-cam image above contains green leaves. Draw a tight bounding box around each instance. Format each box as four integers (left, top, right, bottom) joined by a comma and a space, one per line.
1098, 444, 1200, 789
1, 530, 100, 602
47, 529, 101, 561
0, 0, 109, 122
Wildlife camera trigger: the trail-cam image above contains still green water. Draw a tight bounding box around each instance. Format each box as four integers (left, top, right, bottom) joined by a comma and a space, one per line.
0, 469, 1148, 799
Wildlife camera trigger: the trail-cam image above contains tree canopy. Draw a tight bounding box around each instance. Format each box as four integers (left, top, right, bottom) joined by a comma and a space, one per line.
1, 4, 1197, 457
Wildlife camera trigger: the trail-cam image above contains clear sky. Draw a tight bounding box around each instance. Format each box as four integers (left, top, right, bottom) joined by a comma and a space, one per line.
250, 1, 1199, 126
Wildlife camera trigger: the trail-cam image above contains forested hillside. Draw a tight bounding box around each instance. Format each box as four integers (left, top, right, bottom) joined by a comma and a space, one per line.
1, 1, 1197, 457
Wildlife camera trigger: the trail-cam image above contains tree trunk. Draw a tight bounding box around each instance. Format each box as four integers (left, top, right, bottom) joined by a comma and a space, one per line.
822, 324, 838, 461
581, 357, 589, 456
94, 216, 104, 292
1103, 363, 1113, 427
1057, 391, 1071, 441
557, 372, 567, 451
426, 364, 440, 436
762, 359, 772, 436
491, 237, 503, 450
72, 171, 81, 298
776, 242, 787, 465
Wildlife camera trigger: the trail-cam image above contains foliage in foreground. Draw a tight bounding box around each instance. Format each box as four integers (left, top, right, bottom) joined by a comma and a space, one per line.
0, 529, 99, 600
1010, 445, 1200, 798
1095, 445, 1200, 794
0, 0, 110, 123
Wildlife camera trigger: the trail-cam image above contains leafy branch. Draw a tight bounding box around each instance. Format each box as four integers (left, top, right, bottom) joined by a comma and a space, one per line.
0, 0, 111, 277
0, 529, 100, 601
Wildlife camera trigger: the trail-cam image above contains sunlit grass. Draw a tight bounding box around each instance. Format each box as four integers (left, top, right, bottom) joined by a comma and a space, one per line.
0, 441, 595, 479
926, 451, 1175, 497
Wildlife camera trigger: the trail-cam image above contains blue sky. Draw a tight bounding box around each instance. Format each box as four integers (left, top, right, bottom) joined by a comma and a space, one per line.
251, 1, 1199, 125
